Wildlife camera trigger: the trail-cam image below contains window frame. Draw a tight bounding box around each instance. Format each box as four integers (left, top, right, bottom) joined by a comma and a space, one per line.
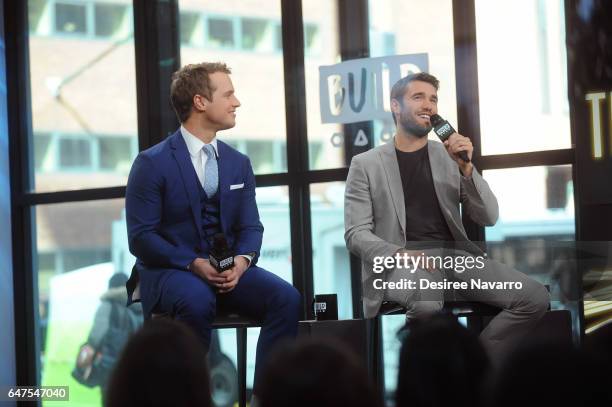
6, 0, 581, 392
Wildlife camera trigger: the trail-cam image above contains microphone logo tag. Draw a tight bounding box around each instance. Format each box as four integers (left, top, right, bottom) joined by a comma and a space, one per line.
314, 302, 327, 313
220, 257, 233, 268
438, 123, 452, 136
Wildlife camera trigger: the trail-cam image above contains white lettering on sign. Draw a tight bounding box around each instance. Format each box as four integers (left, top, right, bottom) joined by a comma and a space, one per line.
354, 129, 368, 147
319, 54, 429, 124
585, 92, 606, 159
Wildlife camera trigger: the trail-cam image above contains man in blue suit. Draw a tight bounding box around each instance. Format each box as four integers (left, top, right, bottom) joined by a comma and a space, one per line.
125, 62, 301, 391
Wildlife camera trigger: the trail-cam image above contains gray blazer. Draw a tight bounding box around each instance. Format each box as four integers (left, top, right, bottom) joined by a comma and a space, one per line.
344, 138, 499, 318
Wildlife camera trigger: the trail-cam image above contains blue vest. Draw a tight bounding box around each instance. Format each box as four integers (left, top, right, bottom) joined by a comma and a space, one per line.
197, 176, 221, 255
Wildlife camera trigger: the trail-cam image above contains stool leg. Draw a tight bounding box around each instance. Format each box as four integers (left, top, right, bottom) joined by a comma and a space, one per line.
237, 327, 247, 407
466, 314, 484, 333
368, 318, 378, 379
370, 316, 385, 405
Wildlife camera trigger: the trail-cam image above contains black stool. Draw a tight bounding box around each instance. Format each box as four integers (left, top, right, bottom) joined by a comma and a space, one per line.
369, 284, 551, 402
368, 299, 502, 403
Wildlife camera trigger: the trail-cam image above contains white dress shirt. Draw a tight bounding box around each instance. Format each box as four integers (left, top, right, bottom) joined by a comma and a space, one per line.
180, 125, 218, 188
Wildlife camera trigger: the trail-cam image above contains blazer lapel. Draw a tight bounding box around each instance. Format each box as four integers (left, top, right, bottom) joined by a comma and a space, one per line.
428, 140, 447, 207
170, 132, 204, 241
380, 139, 406, 234
216, 141, 232, 212
427, 140, 463, 236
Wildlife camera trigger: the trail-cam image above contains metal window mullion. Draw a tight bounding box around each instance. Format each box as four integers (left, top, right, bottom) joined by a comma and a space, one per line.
6, 0, 42, 389
338, 0, 370, 319
133, 0, 180, 150
452, 0, 484, 244
281, 0, 314, 319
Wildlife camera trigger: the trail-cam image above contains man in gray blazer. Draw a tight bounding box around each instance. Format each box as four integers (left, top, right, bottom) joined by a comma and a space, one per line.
344, 72, 549, 361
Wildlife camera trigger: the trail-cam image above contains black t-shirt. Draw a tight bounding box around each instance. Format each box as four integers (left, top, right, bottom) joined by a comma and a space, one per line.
395, 145, 454, 247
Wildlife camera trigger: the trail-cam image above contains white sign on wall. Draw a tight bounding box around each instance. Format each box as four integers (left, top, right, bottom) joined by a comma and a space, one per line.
319, 54, 429, 124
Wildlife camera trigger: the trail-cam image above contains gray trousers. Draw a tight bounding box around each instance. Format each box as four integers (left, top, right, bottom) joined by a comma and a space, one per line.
383, 248, 550, 364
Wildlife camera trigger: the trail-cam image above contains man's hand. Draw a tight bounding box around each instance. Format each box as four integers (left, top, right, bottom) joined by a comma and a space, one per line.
189, 258, 227, 287
217, 256, 249, 294
443, 133, 473, 177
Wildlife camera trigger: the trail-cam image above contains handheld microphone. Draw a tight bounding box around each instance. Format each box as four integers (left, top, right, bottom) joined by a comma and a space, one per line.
430, 114, 470, 163
209, 233, 234, 273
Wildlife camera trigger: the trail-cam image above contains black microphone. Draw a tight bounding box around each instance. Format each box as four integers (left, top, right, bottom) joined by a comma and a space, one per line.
209, 233, 234, 273
430, 114, 470, 163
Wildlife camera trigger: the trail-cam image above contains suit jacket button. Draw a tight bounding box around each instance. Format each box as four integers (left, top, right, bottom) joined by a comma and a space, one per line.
194, 246, 201, 252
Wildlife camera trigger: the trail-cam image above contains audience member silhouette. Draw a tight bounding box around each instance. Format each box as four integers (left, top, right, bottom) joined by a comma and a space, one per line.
105, 318, 212, 407
488, 340, 612, 407
395, 314, 490, 407
258, 338, 380, 407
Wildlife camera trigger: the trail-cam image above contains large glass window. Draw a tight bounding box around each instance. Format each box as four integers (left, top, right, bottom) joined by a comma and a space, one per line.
37, 199, 133, 406
28, 0, 138, 192
369, 0, 456, 145
180, 1, 287, 175
484, 165, 575, 242
483, 165, 579, 335
310, 182, 352, 320
255, 186, 292, 284
303, 0, 342, 170
475, 0, 570, 155
369, 0, 458, 148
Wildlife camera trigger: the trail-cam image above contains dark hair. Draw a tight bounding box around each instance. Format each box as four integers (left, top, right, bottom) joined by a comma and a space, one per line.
390, 72, 440, 125
396, 314, 489, 407
105, 319, 212, 407
170, 62, 232, 123
258, 338, 380, 407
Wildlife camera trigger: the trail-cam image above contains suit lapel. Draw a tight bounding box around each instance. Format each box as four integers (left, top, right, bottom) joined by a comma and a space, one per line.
170, 131, 204, 241
427, 140, 464, 238
380, 140, 406, 234
428, 140, 447, 208
216, 141, 232, 213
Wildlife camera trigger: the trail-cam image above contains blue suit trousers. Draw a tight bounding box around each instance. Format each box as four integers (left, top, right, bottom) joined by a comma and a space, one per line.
148, 266, 301, 392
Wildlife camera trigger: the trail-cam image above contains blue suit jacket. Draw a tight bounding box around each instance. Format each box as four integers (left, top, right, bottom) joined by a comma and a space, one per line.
125, 129, 263, 315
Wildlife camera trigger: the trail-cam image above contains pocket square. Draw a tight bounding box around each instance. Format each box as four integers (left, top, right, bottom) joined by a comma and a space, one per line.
230, 183, 244, 190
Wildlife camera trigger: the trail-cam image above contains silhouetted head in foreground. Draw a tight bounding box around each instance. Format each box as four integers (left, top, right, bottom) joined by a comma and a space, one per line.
489, 340, 612, 407
396, 314, 490, 407
258, 338, 380, 407
105, 318, 211, 407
